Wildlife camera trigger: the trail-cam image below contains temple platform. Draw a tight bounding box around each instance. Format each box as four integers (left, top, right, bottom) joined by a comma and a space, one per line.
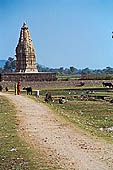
0, 72, 56, 82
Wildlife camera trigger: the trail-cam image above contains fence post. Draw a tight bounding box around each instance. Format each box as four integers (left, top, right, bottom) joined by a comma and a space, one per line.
36, 90, 40, 97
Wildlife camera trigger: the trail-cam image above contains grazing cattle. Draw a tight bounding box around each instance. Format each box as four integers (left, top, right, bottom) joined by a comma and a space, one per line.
5, 87, 8, 92
45, 92, 52, 102
23, 87, 32, 95
96, 96, 105, 100
110, 99, 113, 103
0, 85, 3, 91
102, 82, 113, 88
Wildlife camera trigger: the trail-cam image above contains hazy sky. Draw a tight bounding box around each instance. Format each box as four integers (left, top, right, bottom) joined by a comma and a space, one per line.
0, 0, 113, 69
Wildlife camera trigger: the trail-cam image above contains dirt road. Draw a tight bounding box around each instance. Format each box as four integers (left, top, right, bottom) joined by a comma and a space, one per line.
1, 92, 113, 170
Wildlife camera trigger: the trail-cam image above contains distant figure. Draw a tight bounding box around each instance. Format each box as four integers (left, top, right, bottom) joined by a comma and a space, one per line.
102, 82, 113, 88
45, 92, 52, 102
17, 82, 21, 95
5, 87, 8, 92
14, 83, 17, 95
0, 85, 3, 92
23, 87, 32, 95
80, 82, 85, 86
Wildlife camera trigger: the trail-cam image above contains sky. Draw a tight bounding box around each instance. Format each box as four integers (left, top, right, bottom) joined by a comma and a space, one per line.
0, 0, 113, 69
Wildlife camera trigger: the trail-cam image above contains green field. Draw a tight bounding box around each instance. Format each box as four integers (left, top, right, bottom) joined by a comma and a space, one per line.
57, 74, 81, 81
37, 87, 113, 143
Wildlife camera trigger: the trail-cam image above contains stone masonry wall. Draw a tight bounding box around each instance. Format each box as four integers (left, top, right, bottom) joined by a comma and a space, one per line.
0, 72, 56, 82
0, 79, 112, 88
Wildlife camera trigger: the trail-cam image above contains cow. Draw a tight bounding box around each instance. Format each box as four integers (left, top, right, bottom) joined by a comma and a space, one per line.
5, 87, 8, 92
23, 87, 32, 95
110, 99, 113, 103
45, 92, 52, 102
102, 82, 113, 88
0, 85, 3, 91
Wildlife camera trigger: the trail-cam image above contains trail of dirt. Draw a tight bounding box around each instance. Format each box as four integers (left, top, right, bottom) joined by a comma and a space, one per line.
1, 92, 113, 170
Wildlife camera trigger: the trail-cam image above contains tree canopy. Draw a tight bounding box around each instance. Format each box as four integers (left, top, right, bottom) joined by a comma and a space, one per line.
1, 58, 113, 77
3, 57, 16, 73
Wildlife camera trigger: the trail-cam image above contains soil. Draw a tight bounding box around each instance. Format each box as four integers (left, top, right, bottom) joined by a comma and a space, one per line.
1, 92, 113, 170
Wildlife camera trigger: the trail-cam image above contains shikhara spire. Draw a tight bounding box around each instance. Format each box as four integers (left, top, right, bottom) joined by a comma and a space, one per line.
16, 22, 38, 72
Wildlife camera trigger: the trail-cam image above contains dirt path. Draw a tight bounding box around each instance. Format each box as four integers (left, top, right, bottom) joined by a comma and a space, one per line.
1, 92, 113, 170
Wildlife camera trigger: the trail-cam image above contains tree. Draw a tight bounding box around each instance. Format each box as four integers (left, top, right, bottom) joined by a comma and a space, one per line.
59, 67, 64, 75
59, 67, 64, 72
81, 68, 92, 74
70, 66, 75, 74
103, 67, 113, 74
3, 57, 16, 73
0, 67, 3, 73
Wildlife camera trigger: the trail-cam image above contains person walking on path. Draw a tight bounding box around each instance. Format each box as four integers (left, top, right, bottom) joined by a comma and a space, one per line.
14, 83, 17, 95
17, 82, 21, 95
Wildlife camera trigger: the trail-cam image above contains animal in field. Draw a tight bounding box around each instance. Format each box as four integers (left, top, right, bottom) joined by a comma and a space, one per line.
0, 85, 3, 91
80, 82, 85, 86
102, 82, 113, 88
23, 87, 32, 95
45, 92, 52, 102
110, 99, 113, 103
5, 87, 8, 92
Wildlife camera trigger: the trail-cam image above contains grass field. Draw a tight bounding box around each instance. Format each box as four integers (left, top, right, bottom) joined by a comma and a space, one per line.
52, 100, 113, 141
0, 96, 58, 170
57, 74, 81, 81
37, 87, 113, 143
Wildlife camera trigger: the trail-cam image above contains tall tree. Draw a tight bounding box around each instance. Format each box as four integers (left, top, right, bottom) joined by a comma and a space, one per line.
103, 67, 113, 74
3, 57, 16, 73
0, 67, 3, 73
82, 67, 92, 74
70, 66, 75, 74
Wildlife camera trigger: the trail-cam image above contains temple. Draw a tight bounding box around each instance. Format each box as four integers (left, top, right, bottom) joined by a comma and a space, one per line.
16, 22, 38, 72
0, 23, 56, 83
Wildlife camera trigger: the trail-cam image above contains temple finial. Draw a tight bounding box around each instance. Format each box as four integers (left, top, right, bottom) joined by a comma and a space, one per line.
23, 22, 27, 28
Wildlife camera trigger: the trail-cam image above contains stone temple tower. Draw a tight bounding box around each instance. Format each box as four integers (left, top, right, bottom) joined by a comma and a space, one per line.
16, 22, 38, 72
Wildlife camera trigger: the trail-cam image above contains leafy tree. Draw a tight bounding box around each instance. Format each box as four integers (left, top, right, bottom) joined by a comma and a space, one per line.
92, 69, 103, 74
82, 67, 92, 74
0, 67, 3, 73
36, 64, 113, 76
102, 67, 113, 74
58, 67, 64, 75
3, 57, 16, 73
59, 67, 64, 72
70, 66, 75, 74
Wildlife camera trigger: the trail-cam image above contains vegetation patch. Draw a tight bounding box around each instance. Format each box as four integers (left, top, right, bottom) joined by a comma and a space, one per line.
37, 88, 113, 143
53, 101, 113, 142
0, 96, 57, 170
